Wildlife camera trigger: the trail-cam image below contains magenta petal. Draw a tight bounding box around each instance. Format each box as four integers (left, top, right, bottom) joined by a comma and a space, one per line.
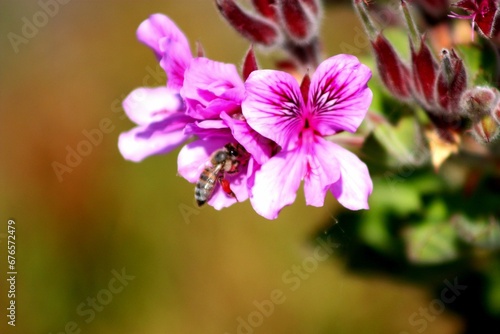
303, 136, 341, 207
328, 143, 372, 210
181, 58, 245, 119
184, 120, 231, 137
159, 38, 192, 91
118, 117, 190, 162
250, 148, 306, 219
243, 70, 305, 150
220, 112, 274, 165
137, 14, 190, 60
309, 54, 372, 135
123, 87, 182, 125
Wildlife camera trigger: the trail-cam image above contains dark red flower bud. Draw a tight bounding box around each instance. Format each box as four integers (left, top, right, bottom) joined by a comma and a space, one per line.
278, 0, 317, 42
371, 34, 412, 100
251, 0, 278, 22
410, 37, 438, 107
242, 46, 259, 81
436, 49, 467, 113
216, 0, 281, 46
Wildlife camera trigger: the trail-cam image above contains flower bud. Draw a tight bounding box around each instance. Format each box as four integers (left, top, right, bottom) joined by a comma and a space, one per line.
371, 34, 412, 100
460, 86, 499, 122
242, 45, 259, 81
410, 37, 438, 107
216, 0, 281, 46
277, 0, 319, 42
251, 0, 278, 22
436, 49, 467, 113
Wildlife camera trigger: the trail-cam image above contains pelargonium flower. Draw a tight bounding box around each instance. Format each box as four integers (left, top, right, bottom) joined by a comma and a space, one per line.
119, 14, 194, 162
242, 54, 373, 219
449, 0, 499, 39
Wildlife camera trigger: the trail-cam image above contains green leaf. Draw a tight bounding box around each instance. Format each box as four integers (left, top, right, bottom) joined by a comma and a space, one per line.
404, 200, 458, 264
363, 116, 427, 168
452, 214, 500, 249
358, 178, 422, 254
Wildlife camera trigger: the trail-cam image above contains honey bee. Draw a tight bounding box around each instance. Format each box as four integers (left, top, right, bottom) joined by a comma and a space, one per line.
195, 143, 249, 207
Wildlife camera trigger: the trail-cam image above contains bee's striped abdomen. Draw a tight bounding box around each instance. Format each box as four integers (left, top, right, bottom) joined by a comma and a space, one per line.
195, 166, 219, 206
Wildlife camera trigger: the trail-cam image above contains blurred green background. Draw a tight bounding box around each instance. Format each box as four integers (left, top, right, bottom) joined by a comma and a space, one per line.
0, 0, 472, 333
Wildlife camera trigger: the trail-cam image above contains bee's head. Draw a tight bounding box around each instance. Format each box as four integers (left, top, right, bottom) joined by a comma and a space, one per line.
213, 150, 229, 164
225, 143, 239, 157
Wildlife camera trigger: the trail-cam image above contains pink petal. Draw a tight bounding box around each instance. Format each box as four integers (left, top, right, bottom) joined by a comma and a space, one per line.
118, 116, 190, 162
123, 87, 182, 125
328, 143, 372, 210
242, 70, 305, 150
303, 135, 341, 207
181, 58, 245, 119
159, 38, 192, 91
137, 14, 190, 60
184, 120, 231, 137
309, 54, 372, 135
220, 112, 274, 165
249, 148, 307, 219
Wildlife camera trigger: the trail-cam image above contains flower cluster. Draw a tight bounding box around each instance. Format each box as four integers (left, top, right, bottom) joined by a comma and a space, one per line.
355, 0, 500, 144
118, 5, 373, 220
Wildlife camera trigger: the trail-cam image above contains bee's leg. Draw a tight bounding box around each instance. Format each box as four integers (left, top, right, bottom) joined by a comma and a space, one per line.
226, 161, 240, 174
219, 177, 238, 202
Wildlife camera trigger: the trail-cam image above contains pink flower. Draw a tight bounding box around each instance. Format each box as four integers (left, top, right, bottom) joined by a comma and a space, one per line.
449, 0, 499, 39
119, 14, 194, 162
242, 54, 373, 219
